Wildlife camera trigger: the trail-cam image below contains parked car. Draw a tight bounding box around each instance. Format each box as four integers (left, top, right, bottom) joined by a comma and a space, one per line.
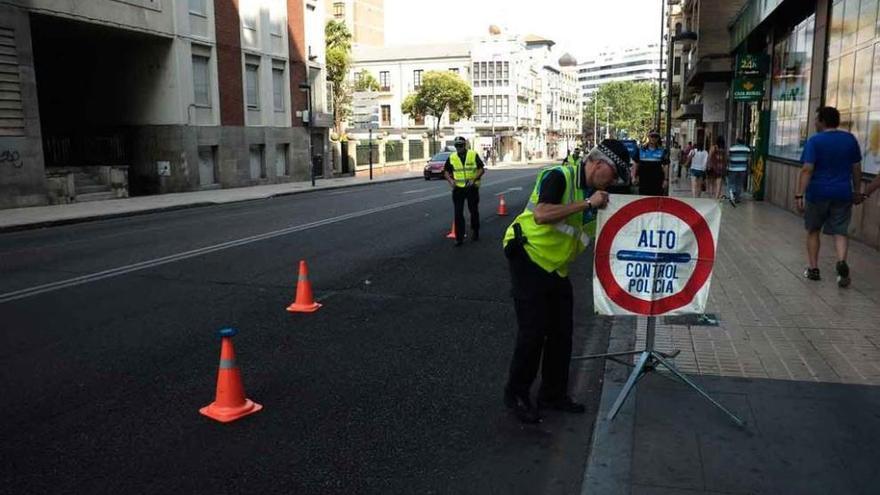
424, 152, 451, 180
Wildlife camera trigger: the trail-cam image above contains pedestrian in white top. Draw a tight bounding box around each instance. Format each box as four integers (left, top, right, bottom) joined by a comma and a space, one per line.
670, 141, 682, 184
688, 139, 709, 198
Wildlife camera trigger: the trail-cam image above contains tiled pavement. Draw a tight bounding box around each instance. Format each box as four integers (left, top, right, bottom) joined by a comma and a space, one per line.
641, 181, 880, 385
583, 180, 880, 495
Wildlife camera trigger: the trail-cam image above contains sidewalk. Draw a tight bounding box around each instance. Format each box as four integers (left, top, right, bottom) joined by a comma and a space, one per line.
0, 161, 538, 233
583, 181, 880, 494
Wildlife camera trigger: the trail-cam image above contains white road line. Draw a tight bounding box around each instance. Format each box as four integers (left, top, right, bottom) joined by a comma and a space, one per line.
0, 174, 533, 304
495, 187, 524, 196
402, 187, 434, 195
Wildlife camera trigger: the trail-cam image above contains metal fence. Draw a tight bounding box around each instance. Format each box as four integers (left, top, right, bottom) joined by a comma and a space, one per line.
356, 143, 378, 166
408, 140, 424, 160
385, 140, 403, 162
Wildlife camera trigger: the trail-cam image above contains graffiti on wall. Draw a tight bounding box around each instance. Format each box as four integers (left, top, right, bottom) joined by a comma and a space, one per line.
0, 149, 24, 168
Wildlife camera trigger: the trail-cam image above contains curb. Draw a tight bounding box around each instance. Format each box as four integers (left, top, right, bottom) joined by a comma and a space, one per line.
0, 175, 424, 234
581, 316, 639, 495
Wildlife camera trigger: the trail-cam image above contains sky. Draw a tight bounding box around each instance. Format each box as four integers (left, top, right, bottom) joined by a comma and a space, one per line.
384, 0, 663, 63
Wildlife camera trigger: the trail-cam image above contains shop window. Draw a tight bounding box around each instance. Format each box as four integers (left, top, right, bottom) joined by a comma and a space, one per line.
769, 14, 814, 161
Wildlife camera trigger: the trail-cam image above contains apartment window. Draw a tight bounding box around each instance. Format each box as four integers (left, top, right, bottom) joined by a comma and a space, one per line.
769, 14, 814, 161
381, 105, 391, 126
473, 96, 479, 115
245, 60, 260, 109
450, 67, 459, 75
189, 0, 207, 16
272, 62, 285, 111
242, 12, 257, 31
673, 56, 681, 76
333, 2, 345, 18
413, 69, 423, 88
191, 49, 211, 106
326, 81, 334, 112
379, 71, 390, 90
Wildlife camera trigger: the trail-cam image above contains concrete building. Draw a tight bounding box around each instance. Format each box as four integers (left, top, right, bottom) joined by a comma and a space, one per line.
669, 0, 880, 249
0, 0, 332, 209
577, 43, 665, 100
326, 0, 384, 47
346, 29, 582, 166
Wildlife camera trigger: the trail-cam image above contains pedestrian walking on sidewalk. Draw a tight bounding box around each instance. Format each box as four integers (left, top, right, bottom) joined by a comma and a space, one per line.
796, 106, 864, 287
633, 131, 669, 196
728, 138, 751, 204
444, 136, 486, 246
502, 140, 631, 424
670, 141, 682, 184
707, 136, 729, 201
688, 140, 709, 198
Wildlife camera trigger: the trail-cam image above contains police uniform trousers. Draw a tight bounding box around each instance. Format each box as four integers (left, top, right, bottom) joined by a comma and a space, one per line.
504, 242, 573, 401
638, 162, 666, 196
452, 185, 480, 242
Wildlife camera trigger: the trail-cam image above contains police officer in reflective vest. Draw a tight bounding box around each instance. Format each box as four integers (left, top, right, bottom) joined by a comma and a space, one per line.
444, 136, 486, 246
502, 139, 631, 423
633, 131, 669, 196
564, 147, 582, 167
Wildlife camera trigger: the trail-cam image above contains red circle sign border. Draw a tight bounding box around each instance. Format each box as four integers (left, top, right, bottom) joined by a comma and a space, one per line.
594, 197, 715, 315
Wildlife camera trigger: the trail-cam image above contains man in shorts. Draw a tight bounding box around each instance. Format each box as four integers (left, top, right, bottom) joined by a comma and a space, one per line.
796, 106, 864, 287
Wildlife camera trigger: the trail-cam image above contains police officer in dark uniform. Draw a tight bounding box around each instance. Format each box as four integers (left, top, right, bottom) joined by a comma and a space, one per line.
633, 131, 669, 196
502, 140, 632, 423
443, 136, 486, 245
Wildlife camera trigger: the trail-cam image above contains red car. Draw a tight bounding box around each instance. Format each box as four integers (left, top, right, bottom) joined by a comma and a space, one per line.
423, 152, 451, 180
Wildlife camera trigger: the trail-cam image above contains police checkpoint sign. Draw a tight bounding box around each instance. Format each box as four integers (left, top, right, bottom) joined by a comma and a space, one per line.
593, 196, 721, 316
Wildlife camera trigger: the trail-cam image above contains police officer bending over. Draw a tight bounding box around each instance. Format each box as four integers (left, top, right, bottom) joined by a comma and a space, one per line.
502, 139, 631, 424
444, 136, 486, 246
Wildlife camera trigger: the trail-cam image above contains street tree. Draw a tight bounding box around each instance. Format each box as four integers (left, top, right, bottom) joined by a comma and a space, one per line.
354, 70, 380, 92
401, 71, 474, 152
583, 81, 658, 143
326, 20, 352, 133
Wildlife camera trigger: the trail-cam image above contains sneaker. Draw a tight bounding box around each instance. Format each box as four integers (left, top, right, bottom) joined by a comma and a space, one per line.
537, 396, 586, 414
836, 261, 851, 288
804, 267, 821, 281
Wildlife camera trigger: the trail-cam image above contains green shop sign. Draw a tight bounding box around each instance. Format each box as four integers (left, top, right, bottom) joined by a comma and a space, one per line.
733, 78, 765, 101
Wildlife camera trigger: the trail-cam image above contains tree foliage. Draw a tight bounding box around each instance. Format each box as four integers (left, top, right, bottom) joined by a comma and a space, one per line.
353, 70, 380, 92
583, 81, 659, 143
401, 71, 474, 140
326, 20, 353, 132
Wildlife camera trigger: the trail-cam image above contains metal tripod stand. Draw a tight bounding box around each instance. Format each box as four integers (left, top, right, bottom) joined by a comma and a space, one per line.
572, 316, 745, 427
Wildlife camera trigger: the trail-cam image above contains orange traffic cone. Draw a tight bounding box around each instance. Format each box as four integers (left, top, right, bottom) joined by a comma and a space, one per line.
286, 260, 322, 313
497, 194, 509, 216
200, 328, 262, 423
446, 221, 457, 239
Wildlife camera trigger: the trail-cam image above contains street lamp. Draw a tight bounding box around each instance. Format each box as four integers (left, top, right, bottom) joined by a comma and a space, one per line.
605, 106, 612, 139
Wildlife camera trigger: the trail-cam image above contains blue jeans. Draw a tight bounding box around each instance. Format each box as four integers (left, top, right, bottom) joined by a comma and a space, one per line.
727, 171, 747, 200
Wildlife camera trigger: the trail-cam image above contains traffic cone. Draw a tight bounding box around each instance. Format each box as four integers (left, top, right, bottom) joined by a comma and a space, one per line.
497, 194, 509, 216
286, 260, 322, 313
200, 328, 262, 423
446, 221, 457, 239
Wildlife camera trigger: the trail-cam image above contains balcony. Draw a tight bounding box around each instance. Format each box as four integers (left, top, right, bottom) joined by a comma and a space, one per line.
685, 54, 734, 88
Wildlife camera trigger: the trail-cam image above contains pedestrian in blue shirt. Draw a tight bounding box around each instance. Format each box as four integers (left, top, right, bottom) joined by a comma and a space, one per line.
797, 106, 865, 287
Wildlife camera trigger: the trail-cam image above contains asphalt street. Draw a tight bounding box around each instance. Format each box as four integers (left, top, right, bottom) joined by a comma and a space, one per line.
0, 168, 612, 494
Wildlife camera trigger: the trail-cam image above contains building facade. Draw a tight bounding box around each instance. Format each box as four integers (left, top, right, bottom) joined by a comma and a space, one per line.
348, 31, 582, 164
577, 43, 665, 101
671, 0, 880, 249
0, 0, 332, 209
326, 0, 384, 47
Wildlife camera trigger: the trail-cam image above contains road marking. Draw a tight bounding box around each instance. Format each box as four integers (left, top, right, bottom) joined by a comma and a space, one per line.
402, 187, 434, 194
495, 187, 523, 196
0, 174, 534, 304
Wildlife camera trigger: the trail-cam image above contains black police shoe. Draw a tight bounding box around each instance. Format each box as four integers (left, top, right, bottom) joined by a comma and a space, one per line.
537, 396, 586, 414
503, 390, 542, 424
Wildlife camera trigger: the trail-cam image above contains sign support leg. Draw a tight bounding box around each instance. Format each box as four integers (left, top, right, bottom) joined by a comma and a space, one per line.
574, 316, 745, 427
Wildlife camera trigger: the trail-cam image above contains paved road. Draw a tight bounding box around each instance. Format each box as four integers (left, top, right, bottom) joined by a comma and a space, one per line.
0, 169, 611, 494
